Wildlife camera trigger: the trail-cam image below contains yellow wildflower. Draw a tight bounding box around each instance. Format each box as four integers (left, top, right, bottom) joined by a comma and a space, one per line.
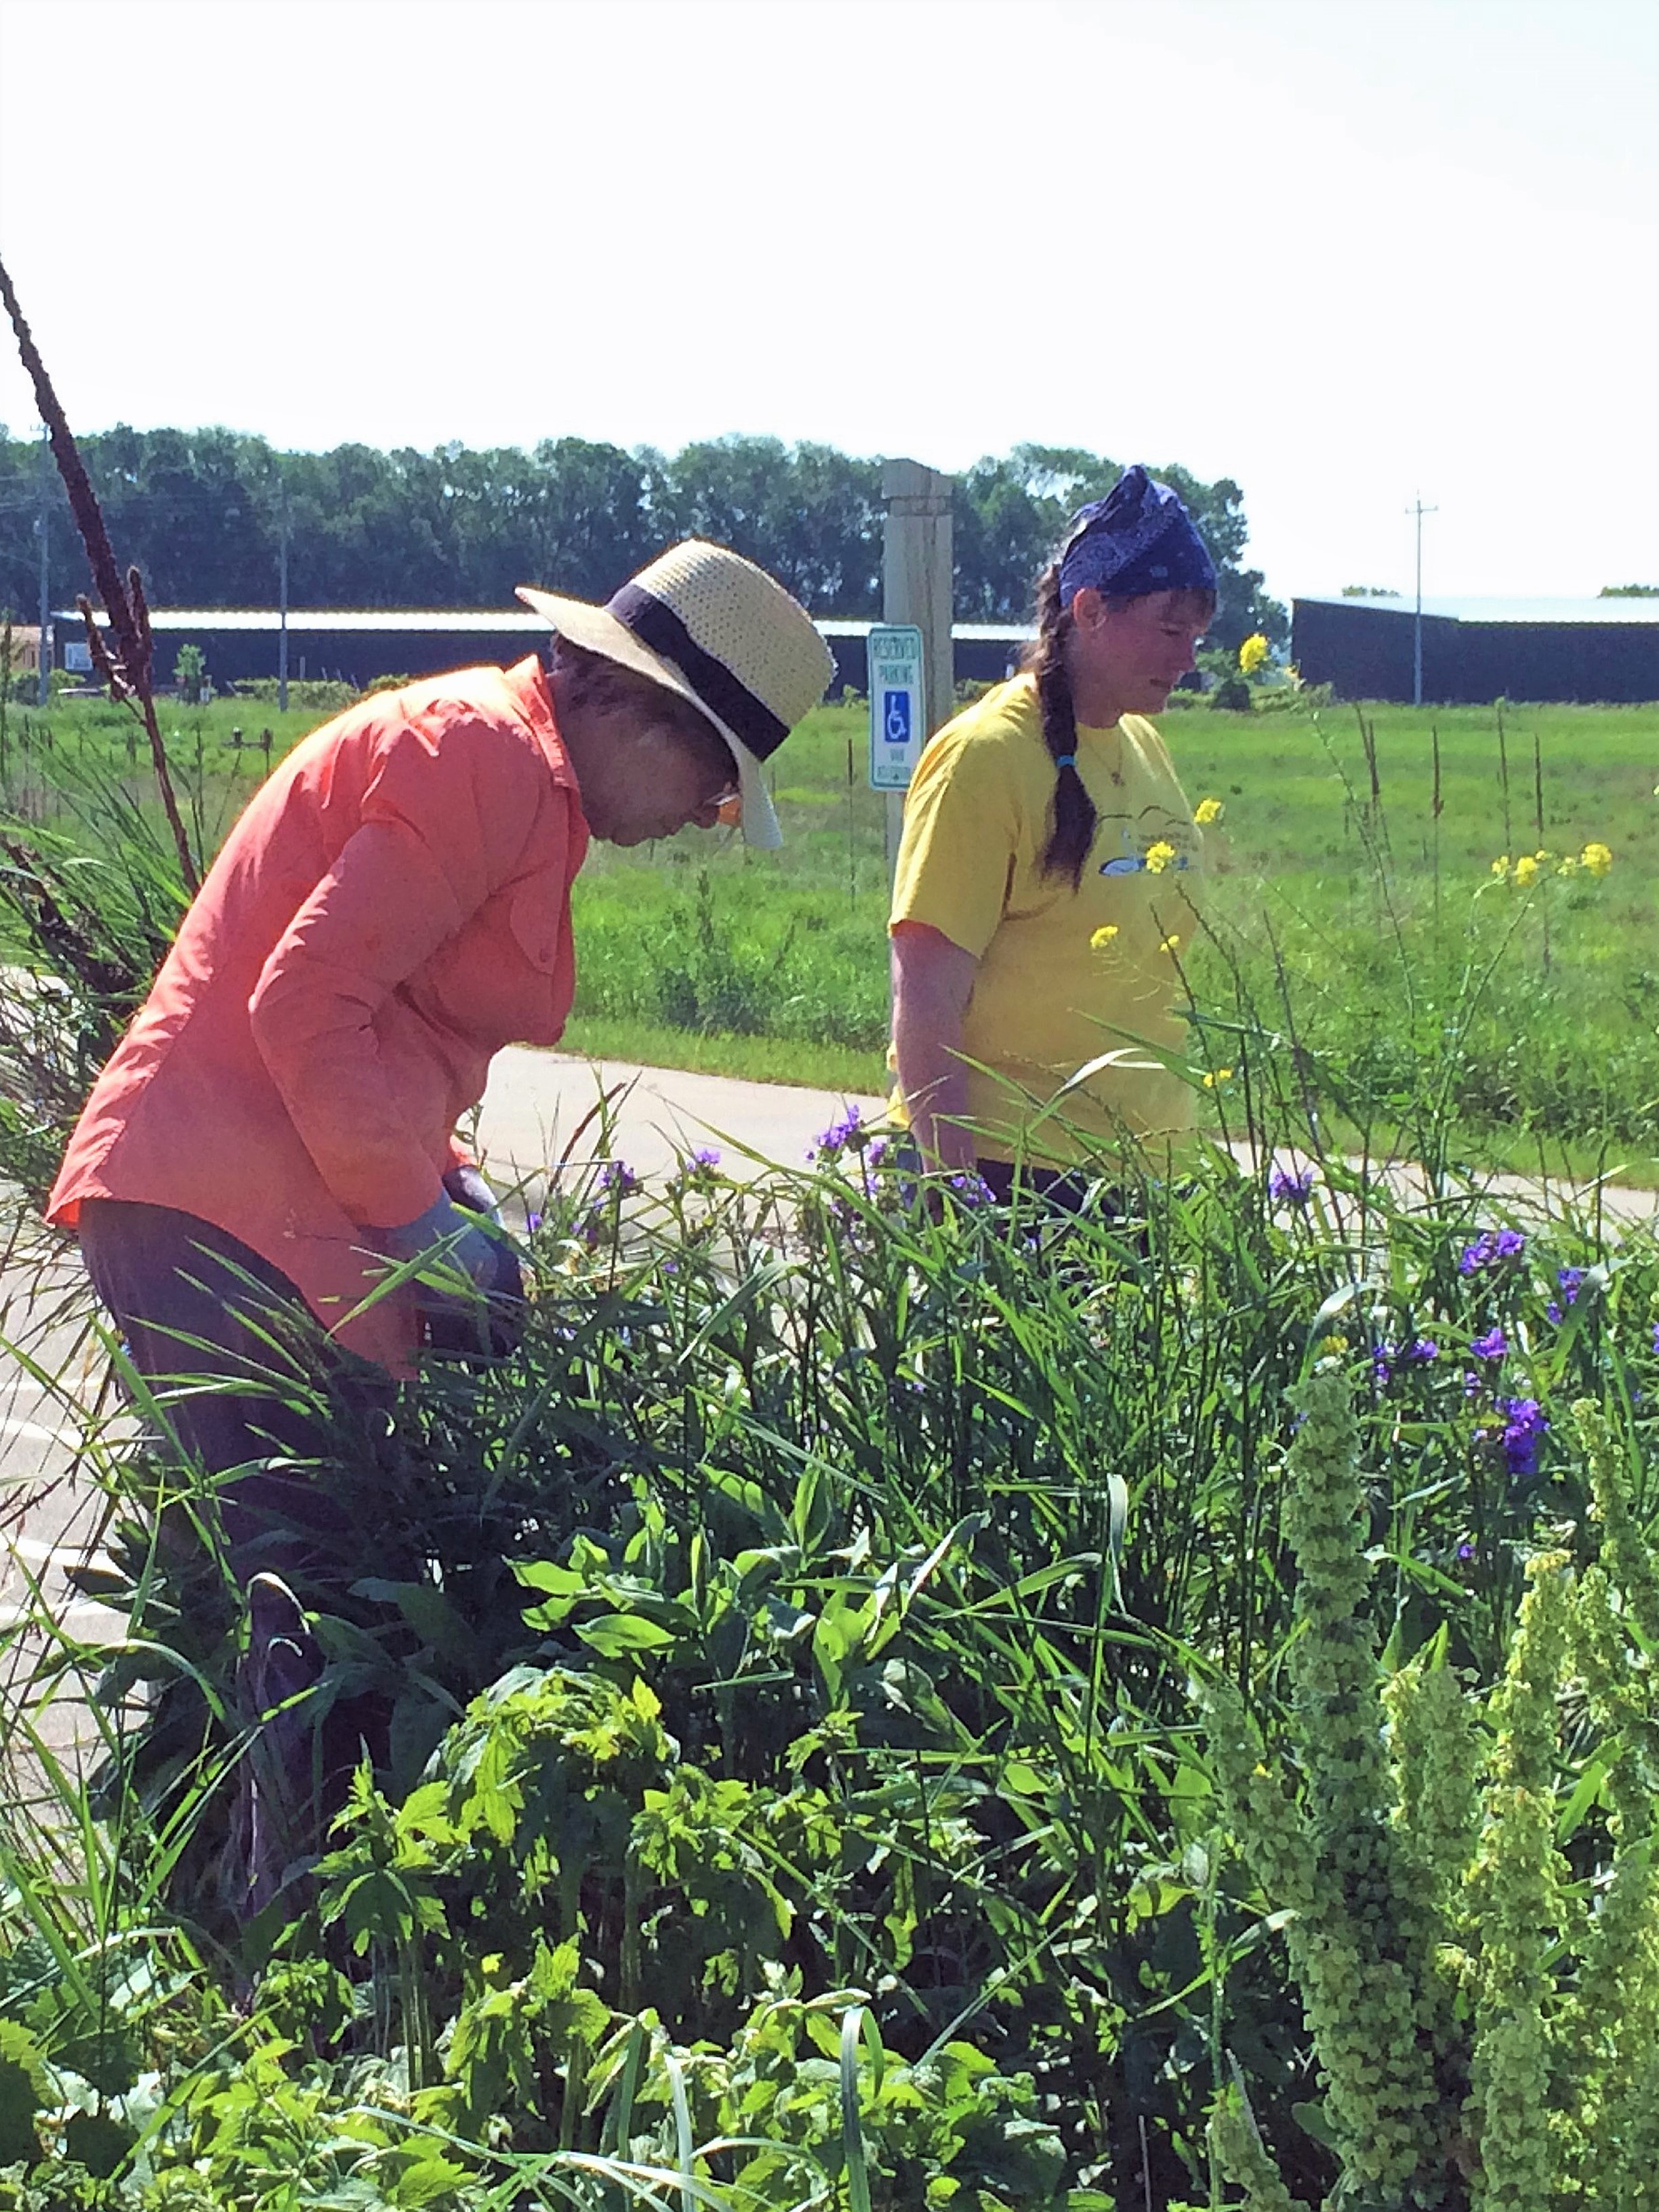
1090, 924, 1120, 951
1202, 1067, 1233, 1088
1557, 855, 1579, 877
1160, 933, 1182, 954
1490, 855, 1510, 878
1582, 840, 1613, 878
1145, 840, 1176, 874
1194, 796, 1224, 826
1513, 855, 1539, 889
1238, 632, 1270, 676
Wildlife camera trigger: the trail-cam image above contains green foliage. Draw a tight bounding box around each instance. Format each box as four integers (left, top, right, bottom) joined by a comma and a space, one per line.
169, 643, 209, 706
9, 665, 1659, 2207
0, 423, 1284, 640
1204, 1374, 1659, 2210
12, 687, 1659, 1165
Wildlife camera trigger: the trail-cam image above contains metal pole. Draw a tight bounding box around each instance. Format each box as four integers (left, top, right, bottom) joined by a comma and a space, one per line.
1410, 495, 1437, 709
35, 426, 49, 705
880, 457, 953, 884
276, 482, 290, 714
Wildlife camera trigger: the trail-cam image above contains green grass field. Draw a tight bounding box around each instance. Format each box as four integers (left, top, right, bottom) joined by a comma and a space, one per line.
6, 681, 1659, 1164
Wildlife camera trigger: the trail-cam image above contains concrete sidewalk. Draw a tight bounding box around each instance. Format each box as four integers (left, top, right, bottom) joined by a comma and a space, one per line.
473, 1046, 1659, 1232
474, 1047, 888, 1189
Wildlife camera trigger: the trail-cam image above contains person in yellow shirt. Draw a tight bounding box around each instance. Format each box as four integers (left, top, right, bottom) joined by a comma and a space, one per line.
889, 466, 1215, 1199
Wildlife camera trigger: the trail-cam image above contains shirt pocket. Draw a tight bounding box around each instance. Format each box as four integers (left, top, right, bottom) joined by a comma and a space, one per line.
508, 871, 567, 972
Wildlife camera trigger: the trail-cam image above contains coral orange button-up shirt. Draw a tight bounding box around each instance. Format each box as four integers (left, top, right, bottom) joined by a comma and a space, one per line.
47, 658, 588, 1373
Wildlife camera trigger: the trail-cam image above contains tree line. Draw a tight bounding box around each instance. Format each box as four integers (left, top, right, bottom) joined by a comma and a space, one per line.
0, 426, 1287, 651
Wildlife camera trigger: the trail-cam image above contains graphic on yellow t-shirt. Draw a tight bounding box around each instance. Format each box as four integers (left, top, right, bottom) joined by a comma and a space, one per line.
888, 674, 1202, 1164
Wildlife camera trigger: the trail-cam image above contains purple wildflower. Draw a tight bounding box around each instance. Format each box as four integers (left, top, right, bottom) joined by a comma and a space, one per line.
1497, 1395, 1549, 1479
1547, 1265, 1586, 1323
865, 1138, 889, 1171
526, 1210, 542, 1235
1652, 1319, 1659, 1359
692, 1146, 722, 1171
1459, 1227, 1527, 1276
1471, 1326, 1508, 1361
811, 1109, 864, 1158
949, 1172, 994, 1206
1269, 1164, 1315, 1204
1457, 1542, 1475, 1560
1376, 1334, 1437, 1386
597, 1160, 639, 1199
1463, 1369, 1483, 1399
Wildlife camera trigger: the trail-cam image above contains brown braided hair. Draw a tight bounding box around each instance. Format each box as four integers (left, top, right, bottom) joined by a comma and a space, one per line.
1023, 562, 1092, 886
1021, 565, 1216, 887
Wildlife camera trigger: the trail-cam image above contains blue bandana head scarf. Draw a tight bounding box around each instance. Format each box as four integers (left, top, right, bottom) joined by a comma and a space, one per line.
1057, 466, 1216, 604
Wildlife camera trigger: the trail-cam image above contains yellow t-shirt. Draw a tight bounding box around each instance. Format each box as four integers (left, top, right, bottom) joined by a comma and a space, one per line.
888, 674, 1202, 1165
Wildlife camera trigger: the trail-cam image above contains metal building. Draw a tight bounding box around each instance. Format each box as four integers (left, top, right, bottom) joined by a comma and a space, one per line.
1291, 595, 1659, 705
52, 609, 1036, 699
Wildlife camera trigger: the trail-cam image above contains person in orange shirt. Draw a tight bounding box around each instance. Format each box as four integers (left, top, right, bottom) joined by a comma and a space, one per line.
49, 540, 832, 1572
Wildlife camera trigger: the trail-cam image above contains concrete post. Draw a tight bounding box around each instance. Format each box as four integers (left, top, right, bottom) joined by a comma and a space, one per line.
880, 458, 953, 879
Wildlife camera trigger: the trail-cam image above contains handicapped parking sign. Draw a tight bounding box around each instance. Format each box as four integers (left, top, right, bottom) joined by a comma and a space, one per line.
867, 626, 925, 790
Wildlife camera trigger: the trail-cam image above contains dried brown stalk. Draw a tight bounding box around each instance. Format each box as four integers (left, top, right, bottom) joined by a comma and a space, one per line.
0, 251, 200, 895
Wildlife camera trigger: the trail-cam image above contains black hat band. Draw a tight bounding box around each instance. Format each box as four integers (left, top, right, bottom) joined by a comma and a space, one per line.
609, 583, 790, 762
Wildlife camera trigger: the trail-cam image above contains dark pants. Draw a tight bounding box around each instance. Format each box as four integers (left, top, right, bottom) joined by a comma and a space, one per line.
77, 1197, 377, 1583
975, 1158, 1098, 1212
79, 1197, 396, 1920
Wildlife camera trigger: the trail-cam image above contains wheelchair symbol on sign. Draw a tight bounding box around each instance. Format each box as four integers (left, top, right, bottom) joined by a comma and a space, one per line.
883, 689, 912, 744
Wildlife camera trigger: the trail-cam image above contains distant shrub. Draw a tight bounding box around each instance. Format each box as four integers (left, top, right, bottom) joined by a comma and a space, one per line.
172, 642, 211, 705
1210, 670, 1252, 711
232, 677, 357, 712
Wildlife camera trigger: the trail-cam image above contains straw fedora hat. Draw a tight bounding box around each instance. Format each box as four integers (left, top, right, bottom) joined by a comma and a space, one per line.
518, 541, 833, 848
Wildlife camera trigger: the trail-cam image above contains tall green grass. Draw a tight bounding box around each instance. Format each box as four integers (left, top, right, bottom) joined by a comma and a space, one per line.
5, 1111, 1658, 2204
7, 687, 1658, 1165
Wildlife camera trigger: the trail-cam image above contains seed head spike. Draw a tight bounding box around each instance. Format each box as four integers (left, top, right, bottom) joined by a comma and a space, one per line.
0, 251, 139, 668
127, 566, 154, 695
77, 596, 124, 698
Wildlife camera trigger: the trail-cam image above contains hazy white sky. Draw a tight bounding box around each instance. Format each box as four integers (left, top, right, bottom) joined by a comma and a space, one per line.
0, 0, 1654, 604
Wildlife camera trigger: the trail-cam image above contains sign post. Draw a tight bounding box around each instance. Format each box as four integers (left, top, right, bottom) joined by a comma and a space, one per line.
877, 458, 953, 882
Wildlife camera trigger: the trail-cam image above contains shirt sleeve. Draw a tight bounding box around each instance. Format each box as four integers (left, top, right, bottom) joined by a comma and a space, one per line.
247, 710, 552, 1228
888, 729, 1024, 960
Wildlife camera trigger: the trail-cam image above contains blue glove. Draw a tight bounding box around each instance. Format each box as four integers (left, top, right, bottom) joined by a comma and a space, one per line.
382, 1169, 524, 1358
381, 1193, 500, 1288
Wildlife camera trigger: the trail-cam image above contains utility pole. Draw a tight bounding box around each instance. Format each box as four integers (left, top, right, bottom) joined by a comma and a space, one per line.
1408, 494, 1437, 708
276, 480, 290, 714
880, 458, 953, 881
35, 425, 50, 705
